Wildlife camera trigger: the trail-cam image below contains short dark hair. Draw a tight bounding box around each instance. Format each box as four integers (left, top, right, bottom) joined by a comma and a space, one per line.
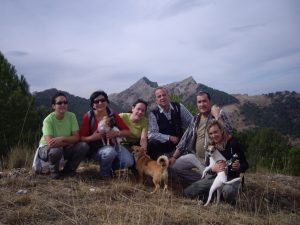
132, 99, 148, 110
51, 91, 67, 105
197, 90, 211, 101
89, 90, 110, 108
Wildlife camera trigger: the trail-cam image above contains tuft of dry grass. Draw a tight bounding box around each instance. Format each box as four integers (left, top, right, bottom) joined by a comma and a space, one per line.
0, 165, 299, 225
3, 145, 35, 169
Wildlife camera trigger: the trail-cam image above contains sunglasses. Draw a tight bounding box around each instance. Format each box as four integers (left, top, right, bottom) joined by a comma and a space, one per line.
55, 101, 68, 105
93, 99, 106, 104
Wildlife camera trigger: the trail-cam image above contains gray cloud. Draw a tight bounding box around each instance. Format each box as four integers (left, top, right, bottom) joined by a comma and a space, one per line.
231, 24, 266, 32
6, 51, 29, 57
0, 0, 299, 98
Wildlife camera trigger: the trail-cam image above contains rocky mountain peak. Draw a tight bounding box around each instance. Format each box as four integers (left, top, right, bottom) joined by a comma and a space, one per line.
135, 77, 158, 88
180, 76, 196, 85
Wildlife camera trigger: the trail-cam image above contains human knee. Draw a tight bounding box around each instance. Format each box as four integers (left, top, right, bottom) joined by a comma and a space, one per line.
99, 146, 117, 161
76, 142, 89, 156
121, 153, 134, 168
48, 148, 63, 163
222, 184, 239, 203
183, 182, 207, 198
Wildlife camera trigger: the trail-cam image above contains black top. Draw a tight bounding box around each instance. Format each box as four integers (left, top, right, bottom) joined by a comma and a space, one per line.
214, 137, 249, 179
152, 102, 183, 138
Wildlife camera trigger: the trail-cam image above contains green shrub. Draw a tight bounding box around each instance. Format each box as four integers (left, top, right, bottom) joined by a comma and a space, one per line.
287, 145, 300, 176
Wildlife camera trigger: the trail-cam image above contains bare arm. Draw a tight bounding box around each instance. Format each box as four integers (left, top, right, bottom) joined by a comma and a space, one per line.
140, 127, 148, 150
45, 131, 80, 148
80, 130, 104, 143
169, 148, 181, 166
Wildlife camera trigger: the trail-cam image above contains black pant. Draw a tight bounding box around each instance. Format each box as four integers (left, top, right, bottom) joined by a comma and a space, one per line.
147, 139, 176, 160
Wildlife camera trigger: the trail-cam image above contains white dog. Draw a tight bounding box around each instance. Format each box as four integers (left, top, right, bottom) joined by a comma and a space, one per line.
97, 116, 121, 146
201, 145, 241, 206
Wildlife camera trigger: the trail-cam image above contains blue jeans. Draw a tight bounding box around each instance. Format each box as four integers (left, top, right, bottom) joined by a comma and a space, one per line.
93, 144, 134, 177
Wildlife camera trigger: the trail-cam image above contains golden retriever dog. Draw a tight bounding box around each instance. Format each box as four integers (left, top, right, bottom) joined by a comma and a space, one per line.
131, 146, 169, 194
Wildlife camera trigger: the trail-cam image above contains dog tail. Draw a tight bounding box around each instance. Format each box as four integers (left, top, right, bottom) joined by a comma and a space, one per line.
224, 177, 241, 184
157, 155, 169, 169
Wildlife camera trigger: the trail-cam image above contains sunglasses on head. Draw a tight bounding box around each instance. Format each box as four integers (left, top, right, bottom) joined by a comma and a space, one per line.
93, 98, 106, 104
55, 101, 68, 105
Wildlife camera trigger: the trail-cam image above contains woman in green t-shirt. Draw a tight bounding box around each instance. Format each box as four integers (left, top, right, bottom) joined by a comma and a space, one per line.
119, 99, 148, 150
33, 92, 89, 179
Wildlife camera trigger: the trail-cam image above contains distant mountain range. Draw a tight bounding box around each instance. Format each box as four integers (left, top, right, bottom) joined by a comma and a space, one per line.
33, 77, 300, 140
109, 77, 239, 111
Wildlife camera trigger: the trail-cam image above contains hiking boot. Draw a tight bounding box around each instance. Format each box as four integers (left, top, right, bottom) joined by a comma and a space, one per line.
61, 169, 77, 177
99, 175, 112, 181
50, 172, 60, 179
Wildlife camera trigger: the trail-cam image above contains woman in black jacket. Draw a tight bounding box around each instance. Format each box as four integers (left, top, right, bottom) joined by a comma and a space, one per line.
184, 119, 249, 205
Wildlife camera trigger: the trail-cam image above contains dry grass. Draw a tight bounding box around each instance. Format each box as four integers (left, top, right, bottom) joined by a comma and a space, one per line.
0, 165, 299, 225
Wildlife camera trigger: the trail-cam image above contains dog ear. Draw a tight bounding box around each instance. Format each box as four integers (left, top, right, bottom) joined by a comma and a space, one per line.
131, 145, 139, 152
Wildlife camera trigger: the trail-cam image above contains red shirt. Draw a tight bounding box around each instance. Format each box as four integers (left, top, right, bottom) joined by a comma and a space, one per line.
80, 111, 129, 137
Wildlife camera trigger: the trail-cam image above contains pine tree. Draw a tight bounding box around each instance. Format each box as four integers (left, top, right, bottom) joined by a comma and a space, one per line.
0, 52, 45, 157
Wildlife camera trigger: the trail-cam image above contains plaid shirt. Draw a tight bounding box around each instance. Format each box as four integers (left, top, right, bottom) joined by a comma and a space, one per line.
176, 110, 233, 160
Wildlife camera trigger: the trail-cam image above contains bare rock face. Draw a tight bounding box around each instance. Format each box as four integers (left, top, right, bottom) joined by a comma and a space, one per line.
109, 77, 158, 111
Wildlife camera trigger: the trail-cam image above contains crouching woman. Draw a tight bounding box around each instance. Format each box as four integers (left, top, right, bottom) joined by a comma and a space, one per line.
184, 119, 249, 205
34, 92, 89, 179
80, 90, 134, 179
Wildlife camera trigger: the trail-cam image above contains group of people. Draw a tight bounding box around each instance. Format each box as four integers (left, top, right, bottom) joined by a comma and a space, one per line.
33, 87, 248, 205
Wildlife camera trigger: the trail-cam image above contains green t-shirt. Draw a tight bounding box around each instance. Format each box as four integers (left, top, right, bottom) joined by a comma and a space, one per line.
119, 113, 148, 145
39, 111, 79, 146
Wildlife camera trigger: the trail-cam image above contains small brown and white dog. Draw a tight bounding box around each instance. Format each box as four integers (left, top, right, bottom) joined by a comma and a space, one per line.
131, 145, 169, 194
201, 145, 241, 206
97, 116, 121, 146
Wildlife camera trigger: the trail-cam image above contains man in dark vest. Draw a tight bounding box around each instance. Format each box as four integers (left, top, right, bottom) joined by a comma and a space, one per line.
147, 87, 193, 160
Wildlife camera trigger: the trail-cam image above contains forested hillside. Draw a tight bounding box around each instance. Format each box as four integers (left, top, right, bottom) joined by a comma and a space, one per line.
33, 89, 122, 122
240, 92, 300, 137
33, 88, 90, 123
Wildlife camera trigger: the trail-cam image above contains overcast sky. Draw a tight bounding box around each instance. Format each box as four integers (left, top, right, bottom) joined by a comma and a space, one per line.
1, 0, 299, 98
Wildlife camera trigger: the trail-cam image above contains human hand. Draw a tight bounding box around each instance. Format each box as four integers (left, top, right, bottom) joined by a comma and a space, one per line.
211, 105, 221, 119
231, 160, 240, 171
106, 130, 119, 139
212, 160, 226, 172
91, 131, 103, 141
169, 136, 179, 144
48, 137, 64, 148
169, 156, 176, 166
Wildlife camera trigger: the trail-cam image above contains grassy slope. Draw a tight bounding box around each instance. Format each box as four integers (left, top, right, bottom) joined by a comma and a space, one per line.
0, 165, 299, 225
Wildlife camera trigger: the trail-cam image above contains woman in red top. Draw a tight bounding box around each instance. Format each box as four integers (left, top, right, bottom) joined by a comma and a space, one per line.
80, 90, 133, 179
